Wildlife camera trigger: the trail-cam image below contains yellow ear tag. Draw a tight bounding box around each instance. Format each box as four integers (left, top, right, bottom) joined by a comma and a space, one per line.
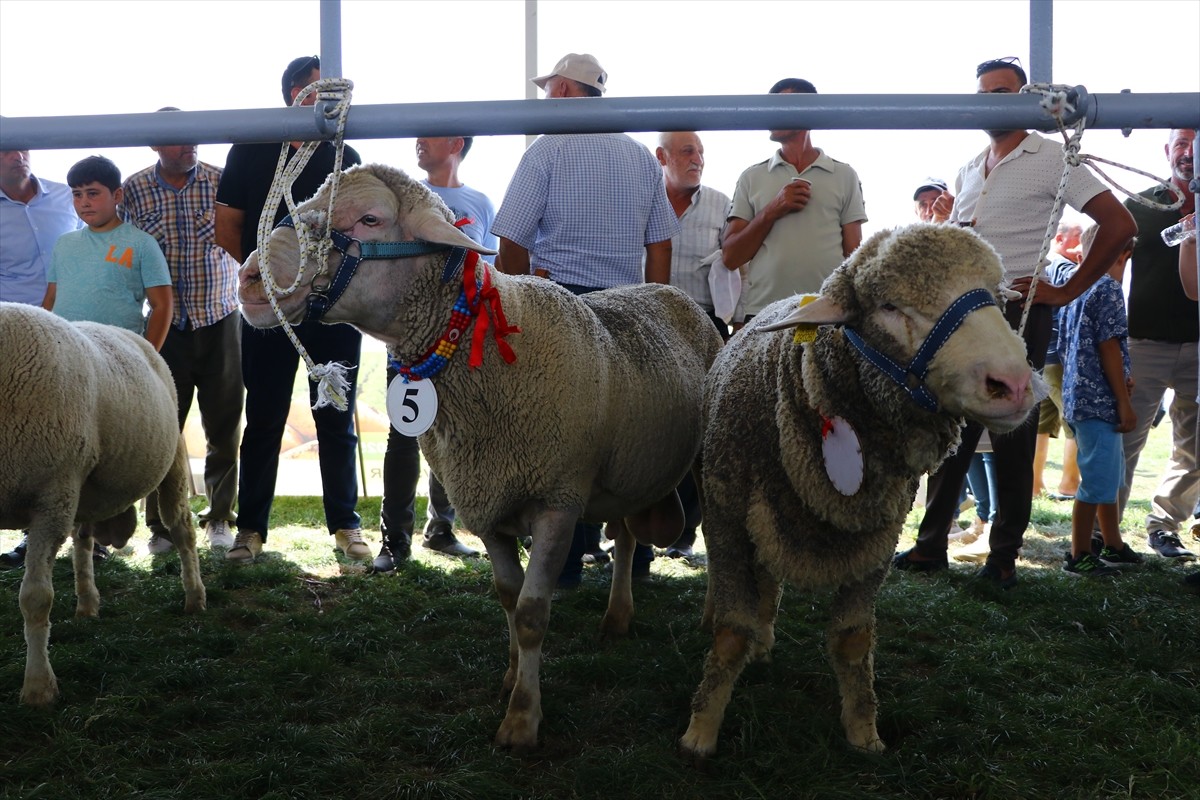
792, 294, 821, 345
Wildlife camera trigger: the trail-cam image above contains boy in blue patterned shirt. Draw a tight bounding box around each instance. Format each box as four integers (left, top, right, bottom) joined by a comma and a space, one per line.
1058, 226, 1141, 577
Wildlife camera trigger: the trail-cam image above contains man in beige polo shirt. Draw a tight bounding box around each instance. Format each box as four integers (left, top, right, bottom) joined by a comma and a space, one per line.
721, 77, 866, 321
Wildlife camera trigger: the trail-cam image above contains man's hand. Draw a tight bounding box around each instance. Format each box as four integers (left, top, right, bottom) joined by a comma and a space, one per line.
931, 190, 954, 223
766, 179, 811, 221
1010, 275, 1072, 307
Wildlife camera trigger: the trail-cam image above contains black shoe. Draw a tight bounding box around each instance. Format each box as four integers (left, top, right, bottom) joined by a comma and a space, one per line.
0, 536, 28, 569
972, 563, 1018, 589
372, 541, 410, 573
423, 530, 479, 557
1098, 543, 1144, 567
1147, 530, 1196, 559
92, 542, 109, 563
1063, 552, 1121, 578
665, 545, 694, 559
892, 548, 948, 572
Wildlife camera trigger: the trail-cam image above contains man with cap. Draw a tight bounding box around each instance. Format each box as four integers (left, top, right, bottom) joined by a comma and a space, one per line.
913, 178, 948, 223
722, 77, 867, 322
492, 52, 679, 587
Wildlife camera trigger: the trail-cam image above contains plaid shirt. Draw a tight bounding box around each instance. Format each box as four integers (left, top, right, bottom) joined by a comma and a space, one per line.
122, 161, 239, 329
667, 185, 730, 310
492, 134, 679, 288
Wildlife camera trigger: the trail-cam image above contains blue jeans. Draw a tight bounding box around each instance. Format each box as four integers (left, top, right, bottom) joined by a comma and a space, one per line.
966, 452, 996, 522
236, 320, 362, 540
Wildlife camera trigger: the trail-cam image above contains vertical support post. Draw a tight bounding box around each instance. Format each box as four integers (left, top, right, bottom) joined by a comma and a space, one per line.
525, 0, 538, 149
1029, 0, 1053, 84
320, 0, 343, 78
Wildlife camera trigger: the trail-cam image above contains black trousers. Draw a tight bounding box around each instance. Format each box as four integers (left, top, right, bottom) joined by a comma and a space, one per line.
913, 303, 1051, 572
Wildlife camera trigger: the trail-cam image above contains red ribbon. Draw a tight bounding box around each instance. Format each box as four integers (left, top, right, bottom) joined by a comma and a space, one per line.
463, 251, 521, 369
820, 415, 835, 439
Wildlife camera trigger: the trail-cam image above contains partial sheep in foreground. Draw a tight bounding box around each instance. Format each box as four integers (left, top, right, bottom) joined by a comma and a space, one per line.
680, 224, 1039, 760
238, 163, 724, 750
0, 303, 205, 705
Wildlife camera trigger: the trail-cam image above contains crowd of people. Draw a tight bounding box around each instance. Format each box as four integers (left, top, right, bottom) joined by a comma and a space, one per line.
1, 53, 1196, 592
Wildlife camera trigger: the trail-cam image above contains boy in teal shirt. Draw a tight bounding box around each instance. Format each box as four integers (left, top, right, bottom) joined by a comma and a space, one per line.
43, 155, 173, 350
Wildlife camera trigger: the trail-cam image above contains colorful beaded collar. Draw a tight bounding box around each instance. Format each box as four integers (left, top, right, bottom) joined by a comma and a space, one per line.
389, 248, 520, 382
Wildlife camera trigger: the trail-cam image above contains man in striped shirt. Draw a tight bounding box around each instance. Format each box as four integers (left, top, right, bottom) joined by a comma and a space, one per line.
122, 112, 243, 553
655, 131, 732, 340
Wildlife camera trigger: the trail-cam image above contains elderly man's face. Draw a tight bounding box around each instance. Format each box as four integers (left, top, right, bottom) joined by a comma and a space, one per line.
658, 133, 705, 192
152, 145, 199, 175
914, 189, 941, 222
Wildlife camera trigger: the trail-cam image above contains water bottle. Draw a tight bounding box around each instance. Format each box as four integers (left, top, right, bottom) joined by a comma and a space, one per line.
1161, 216, 1196, 247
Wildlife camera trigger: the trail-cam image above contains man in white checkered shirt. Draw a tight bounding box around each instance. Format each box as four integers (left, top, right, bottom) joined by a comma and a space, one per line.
655, 131, 732, 341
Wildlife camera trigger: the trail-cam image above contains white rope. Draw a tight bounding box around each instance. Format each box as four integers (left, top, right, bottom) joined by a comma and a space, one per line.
254, 78, 356, 411
1018, 83, 1185, 337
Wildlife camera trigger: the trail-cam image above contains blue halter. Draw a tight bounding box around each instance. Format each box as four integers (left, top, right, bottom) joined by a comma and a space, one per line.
275, 215, 461, 322
841, 287, 998, 413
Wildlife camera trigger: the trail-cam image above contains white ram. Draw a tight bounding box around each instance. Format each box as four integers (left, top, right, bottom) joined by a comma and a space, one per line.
679, 224, 1040, 759
0, 303, 205, 705
238, 163, 723, 750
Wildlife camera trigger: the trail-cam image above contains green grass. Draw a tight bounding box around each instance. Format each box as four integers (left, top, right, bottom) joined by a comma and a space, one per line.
1, 425, 1197, 800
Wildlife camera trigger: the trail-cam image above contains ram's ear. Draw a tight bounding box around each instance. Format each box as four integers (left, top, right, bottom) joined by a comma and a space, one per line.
406, 208, 498, 255
760, 294, 849, 331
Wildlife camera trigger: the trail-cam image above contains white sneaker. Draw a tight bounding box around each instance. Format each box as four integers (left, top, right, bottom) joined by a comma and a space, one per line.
334, 528, 371, 560
950, 517, 985, 545
205, 519, 235, 549
953, 524, 991, 563
147, 532, 175, 555
227, 530, 263, 564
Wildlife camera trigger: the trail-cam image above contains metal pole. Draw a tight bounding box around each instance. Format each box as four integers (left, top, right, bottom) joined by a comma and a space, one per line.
4, 92, 1197, 151
524, 0, 538, 150
319, 0, 343, 78
1029, 0, 1053, 84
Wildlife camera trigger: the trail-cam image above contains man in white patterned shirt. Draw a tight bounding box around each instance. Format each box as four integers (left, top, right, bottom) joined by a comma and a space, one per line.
656, 131, 732, 340
654, 131, 729, 561
123, 109, 243, 553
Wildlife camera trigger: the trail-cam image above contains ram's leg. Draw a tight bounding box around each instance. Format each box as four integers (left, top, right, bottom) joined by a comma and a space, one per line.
494, 508, 576, 752
72, 524, 100, 619
827, 566, 887, 753
487, 533, 524, 698
160, 436, 206, 613
679, 545, 764, 761
20, 511, 73, 705
749, 565, 782, 662
600, 519, 635, 637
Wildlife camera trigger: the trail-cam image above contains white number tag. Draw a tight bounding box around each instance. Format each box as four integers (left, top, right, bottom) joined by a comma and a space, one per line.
821, 416, 864, 496
387, 379, 438, 436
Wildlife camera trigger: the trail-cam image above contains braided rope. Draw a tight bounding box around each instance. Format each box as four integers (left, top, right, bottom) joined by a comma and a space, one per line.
1017, 83, 1185, 336
255, 78, 356, 410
